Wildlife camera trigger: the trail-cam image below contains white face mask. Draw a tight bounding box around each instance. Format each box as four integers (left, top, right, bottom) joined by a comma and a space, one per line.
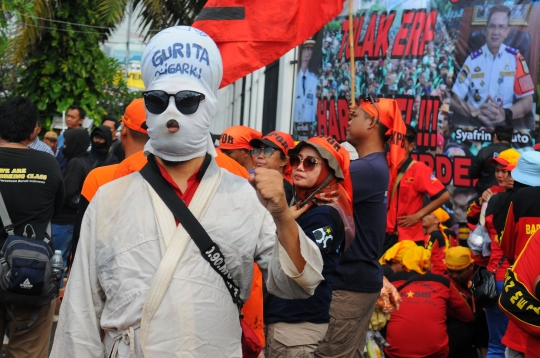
141, 26, 223, 162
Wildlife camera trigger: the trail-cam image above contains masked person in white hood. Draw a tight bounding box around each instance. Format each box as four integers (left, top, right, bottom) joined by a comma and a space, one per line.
50, 26, 324, 358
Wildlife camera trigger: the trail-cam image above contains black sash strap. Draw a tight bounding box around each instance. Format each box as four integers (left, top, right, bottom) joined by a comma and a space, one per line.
139, 159, 243, 310
396, 273, 421, 292
500, 269, 540, 328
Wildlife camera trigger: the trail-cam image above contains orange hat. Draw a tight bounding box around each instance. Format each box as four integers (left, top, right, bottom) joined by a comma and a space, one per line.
219, 126, 262, 150
251, 131, 295, 181
401, 246, 431, 275
432, 208, 450, 225
380, 240, 418, 265
289, 136, 353, 205
488, 148, 521, 171
359, 98, 407, 195
250, 131, 294, 155
444, 246, 474, 270
121, 98, 148, 134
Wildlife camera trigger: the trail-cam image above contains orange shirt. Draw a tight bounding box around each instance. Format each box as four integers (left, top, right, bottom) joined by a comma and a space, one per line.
387, 161, 446, 241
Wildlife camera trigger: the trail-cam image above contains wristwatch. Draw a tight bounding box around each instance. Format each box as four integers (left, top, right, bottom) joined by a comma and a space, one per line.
504, 108, 513, 125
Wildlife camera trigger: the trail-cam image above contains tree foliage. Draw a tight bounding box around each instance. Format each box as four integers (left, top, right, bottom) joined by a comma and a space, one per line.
2, 0, 207, 127
3, 0, 139, 127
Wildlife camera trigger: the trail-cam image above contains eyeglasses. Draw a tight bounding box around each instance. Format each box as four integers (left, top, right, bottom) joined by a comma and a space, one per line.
251, 147, 276, 158
361, 94, 380, 122
142, 90, 205, 115
289, 155, 322, 171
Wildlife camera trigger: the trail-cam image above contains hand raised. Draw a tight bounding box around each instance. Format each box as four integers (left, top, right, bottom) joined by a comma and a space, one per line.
248, 168, 289, 217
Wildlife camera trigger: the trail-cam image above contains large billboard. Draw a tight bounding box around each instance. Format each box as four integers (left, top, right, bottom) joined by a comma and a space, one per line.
293, 0, 540, 221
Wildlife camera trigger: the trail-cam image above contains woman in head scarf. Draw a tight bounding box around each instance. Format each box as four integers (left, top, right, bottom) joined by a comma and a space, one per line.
264, 136, 354, 357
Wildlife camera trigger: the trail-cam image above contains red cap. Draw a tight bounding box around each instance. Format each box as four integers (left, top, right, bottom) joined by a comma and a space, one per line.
487, 148, 520, 171
219, 126, 262, 150
534, 143, 540, 151
121, 99, 148, 134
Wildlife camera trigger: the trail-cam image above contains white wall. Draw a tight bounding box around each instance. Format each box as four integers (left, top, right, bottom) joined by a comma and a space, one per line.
275, 48, 298, 134
211, 67, 267, 134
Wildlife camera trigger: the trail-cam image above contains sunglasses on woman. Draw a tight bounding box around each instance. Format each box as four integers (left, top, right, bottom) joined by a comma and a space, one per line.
142, 90, 205, 115
251, 147, 277, 158
289, 155, 322, 171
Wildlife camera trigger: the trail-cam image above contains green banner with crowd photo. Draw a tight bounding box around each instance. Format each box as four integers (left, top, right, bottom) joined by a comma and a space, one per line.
293, 0, 540, 222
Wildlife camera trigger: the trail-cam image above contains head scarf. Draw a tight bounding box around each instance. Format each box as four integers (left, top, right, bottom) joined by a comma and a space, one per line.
444, 246, 474, 270
401, 246, 431, 275
141, 26, 223, 161
432, 207, 452, 247
359, 98, 407, 198
289, 136, 355, 249
380, 240, 418, 265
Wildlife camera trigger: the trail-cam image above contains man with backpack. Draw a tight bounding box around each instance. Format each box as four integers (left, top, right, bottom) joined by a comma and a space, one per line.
0, 97, 65, 357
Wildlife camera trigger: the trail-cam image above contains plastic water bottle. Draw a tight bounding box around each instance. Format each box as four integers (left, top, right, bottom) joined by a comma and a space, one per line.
51, 250, 63, 281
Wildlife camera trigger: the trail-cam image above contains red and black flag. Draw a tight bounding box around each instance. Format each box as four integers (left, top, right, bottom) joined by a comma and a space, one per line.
193, 0, 346, 88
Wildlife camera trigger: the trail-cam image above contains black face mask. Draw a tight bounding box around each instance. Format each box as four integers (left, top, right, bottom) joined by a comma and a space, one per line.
92, 141, 108, 150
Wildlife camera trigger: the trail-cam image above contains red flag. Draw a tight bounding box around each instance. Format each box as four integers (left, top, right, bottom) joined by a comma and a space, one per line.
193, 0, 345, 88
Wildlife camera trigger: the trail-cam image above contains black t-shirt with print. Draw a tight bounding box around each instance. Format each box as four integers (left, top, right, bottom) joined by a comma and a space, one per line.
0, 148, 64, 248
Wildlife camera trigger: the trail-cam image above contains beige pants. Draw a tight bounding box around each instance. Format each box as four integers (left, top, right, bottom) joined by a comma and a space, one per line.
265, 321, 329, 358
0, 300, 56, 358
315, 290, 379, 358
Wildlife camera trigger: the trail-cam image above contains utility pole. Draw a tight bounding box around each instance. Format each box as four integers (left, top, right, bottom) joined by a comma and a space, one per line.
125, 1, 132, 81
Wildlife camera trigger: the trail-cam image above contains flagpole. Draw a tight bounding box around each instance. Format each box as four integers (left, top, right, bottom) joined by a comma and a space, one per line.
348, 0, 355, 107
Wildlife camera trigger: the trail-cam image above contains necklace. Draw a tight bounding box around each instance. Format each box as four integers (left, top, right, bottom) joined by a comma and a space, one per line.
0, 142, 28, 148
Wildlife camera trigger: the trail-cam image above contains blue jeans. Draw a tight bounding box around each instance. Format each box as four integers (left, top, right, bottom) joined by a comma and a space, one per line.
52, 223, 73, 287
485, 280, 509, 358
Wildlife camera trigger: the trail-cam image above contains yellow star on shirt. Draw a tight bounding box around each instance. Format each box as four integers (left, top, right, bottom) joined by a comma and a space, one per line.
407, 291, 414, 298
326, 228, 332, 234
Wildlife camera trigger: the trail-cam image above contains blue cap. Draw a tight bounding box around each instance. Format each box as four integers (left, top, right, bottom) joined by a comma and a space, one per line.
511, 151, 540, 187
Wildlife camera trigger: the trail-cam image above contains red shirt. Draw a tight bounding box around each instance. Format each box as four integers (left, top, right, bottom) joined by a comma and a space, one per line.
500, 230, 540, 356
156, 160, 201, 208
386, 272, 474, 358
387, 161, 446, 242
500, 187, 540, 263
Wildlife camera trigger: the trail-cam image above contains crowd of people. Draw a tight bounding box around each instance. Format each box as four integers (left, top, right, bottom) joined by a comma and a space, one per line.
315, 9, 463, 105
1, 24, 540, 358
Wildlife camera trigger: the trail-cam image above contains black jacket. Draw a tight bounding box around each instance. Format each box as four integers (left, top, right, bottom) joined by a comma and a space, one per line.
53, 128, 93, 225
468, 142, 511, 196
89, 126, 119, 168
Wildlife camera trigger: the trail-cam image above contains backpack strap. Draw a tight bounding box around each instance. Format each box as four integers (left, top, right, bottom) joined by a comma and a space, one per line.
0, 190, 15, 236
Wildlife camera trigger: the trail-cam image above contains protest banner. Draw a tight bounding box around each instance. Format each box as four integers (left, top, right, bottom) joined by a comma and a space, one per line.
293, 0, 540, 221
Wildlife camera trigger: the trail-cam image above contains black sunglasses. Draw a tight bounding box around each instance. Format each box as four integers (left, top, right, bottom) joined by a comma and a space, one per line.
142, 90, 205, 115
251, 147, 277, 158
361, 94, 380, 122
289, 155, 322, 171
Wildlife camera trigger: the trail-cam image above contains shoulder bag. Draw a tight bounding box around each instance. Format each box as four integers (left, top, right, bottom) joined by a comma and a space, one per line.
0, 188, 58, 329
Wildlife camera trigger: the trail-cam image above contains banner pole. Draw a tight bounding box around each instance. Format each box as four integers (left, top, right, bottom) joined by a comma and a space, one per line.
349, 0, 355, 107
